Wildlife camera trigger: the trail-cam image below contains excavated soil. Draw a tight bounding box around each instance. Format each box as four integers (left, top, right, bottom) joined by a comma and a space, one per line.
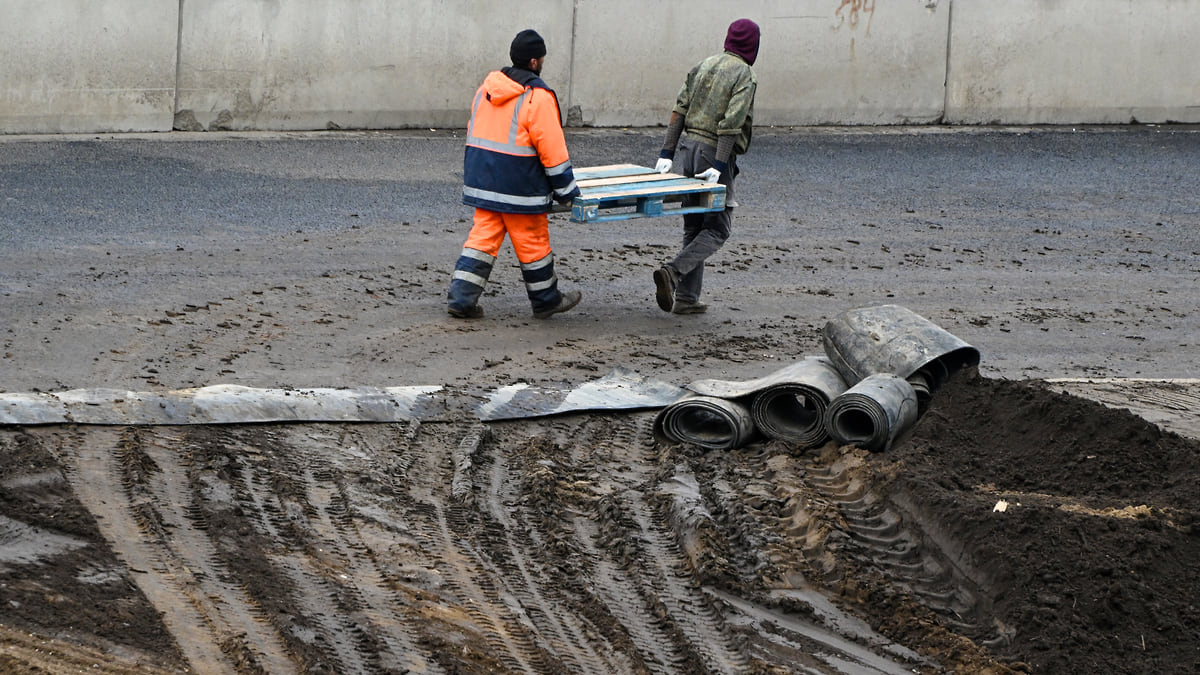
2, 369, 1198, 674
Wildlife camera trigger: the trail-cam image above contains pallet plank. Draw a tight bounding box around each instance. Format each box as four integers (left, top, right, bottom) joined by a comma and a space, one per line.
581, 180, 721, 200
573, 164, 656, 181
577, 172, 691, 188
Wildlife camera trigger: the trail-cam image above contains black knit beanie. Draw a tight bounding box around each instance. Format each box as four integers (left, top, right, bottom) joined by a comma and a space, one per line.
510, 29, 547, 67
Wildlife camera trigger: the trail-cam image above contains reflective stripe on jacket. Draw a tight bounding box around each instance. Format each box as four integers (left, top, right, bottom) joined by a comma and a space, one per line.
463, 68, 579, 214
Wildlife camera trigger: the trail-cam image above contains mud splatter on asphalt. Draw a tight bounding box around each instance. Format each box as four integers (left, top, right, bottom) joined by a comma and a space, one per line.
2, 370, 1198, 673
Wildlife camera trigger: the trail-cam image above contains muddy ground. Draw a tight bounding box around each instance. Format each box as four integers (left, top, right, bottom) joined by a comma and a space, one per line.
1, 127, 1199, 673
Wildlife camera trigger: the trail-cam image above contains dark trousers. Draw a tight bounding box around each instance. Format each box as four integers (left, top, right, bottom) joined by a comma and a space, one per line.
670, 136, 734, 304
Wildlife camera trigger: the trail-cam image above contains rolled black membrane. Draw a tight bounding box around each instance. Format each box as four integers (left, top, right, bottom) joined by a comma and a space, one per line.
752, 384, 833, 446
822, 304, 980, 407
654, 396, 756, 451
825, 373, 919, 453
686, 357, 848, 449
750, 361, 847, 447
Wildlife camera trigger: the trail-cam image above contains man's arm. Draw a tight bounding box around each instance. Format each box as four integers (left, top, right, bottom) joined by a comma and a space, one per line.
659, 111, 685, 161
526, 89, 580, 203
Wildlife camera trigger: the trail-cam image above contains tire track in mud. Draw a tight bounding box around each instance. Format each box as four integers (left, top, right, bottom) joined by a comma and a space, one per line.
288, 433, 394, 670
185, 425, 371, 673
27, 415, 991, 674
290, 425, 439, 674
217, 424, 437, 674
473, 433, 623, 674
134, 427, 299, 673
585, 415, 752, 674
704, 588, 923, 675
56, 426, 292, 674
440, 424, 571, 674
0, 624, 178, 675
249, 448, 378, 674
561, 415, 697, 673
622, 482, 750, 673
645, 437, 937, 673
392, 421, 549, 673
803, 451, 993, 640
536, 414, 925, 674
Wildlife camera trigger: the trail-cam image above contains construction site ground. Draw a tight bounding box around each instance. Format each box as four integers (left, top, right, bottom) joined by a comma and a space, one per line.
1, 127, 1198, 674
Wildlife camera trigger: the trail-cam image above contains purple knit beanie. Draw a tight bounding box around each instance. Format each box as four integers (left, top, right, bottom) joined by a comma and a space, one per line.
724, 18, 760, 65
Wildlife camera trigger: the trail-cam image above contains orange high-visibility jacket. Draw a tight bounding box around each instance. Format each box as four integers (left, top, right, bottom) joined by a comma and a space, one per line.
463, 68, 579, 214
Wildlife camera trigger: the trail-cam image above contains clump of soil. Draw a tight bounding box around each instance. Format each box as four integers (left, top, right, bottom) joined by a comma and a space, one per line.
859, 369, 1200, 674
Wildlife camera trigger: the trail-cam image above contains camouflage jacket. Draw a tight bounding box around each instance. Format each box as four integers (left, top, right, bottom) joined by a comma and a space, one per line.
673, 51, 757, 155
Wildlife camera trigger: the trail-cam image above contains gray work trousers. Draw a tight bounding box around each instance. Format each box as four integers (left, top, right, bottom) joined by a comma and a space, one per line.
670, 136, 735, 304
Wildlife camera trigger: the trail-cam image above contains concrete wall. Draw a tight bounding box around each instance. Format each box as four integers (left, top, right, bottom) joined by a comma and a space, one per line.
572, 1, 950, 127
0, 0, 178, 134
175, 0, 575, 131
2, 0, 1198, 134
947, 0, 1200, 124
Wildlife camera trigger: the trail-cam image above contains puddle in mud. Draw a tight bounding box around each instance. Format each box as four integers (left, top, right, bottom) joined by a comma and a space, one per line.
1, 370, 1198, 673
0, 515, 89, 568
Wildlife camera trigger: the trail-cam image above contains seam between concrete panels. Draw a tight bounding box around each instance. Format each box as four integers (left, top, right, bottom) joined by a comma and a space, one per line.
567, 0, 580, 119
942, 0, 954, 124
174, 0, 185, 115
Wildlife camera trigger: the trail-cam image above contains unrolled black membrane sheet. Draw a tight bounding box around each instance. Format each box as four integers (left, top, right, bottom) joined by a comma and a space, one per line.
0, 385, 445, 425
476, 367, 690, 421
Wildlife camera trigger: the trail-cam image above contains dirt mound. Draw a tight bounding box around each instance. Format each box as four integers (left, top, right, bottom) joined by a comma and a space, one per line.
2, 372, 1198, 673
860, 370, 1200, 673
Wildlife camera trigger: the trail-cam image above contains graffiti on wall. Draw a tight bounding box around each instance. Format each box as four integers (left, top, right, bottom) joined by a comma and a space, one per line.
834, 0, 939, 34
834, 0, 875, 33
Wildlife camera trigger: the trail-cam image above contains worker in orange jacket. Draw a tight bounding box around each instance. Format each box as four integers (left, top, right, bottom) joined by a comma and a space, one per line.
447, 29, 582, 319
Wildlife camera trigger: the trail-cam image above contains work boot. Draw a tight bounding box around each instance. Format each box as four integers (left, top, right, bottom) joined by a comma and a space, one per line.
533, 289, 582, 319
672, 300, 708, 315
447, 304, 484, 319
447, 247, 495, 318
653, 266, 678, 312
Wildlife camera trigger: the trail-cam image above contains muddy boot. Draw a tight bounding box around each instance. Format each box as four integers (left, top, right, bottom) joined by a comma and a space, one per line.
533, 289, 581, 319
653, 265, 679, 312
523, 253, 572, 318
447, 247, 494, 318
672, 300, 707, 315
447, 305, 484, 319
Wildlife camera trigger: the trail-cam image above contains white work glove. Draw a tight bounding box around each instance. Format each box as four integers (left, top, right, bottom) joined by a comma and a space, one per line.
654, 158, 673, 174
697, 167, 721, 183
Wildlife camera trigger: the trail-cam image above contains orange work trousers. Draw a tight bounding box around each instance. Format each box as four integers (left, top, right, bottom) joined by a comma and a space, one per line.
464, 209, 552, 264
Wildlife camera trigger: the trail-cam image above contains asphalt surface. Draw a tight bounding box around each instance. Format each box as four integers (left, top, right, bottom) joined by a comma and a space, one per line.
1, 126, 1198, 394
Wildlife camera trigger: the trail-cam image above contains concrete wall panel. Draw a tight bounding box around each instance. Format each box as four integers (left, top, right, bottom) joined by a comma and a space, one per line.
947, 0, 1200, 124
3, 1, 1200, 134
176, 0, 575, 131
0, 1, 178, 134
571, 0, 949, 127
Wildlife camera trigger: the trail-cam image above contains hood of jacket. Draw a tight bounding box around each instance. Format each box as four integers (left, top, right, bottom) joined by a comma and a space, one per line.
482, 70, 530, 106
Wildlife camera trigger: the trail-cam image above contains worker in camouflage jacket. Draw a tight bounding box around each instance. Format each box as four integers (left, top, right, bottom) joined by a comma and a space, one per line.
653, 18, 759, 315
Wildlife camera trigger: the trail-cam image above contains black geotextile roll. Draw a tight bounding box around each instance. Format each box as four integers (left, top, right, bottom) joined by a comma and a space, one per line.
653, 395, 757, 450
686, 357, 848, 448
822, 304, 980, 388
748, 360, 848, 447
825, 373, 919, 453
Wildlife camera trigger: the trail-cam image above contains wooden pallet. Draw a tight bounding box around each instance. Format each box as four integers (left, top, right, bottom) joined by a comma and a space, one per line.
566, 163, 725, 224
